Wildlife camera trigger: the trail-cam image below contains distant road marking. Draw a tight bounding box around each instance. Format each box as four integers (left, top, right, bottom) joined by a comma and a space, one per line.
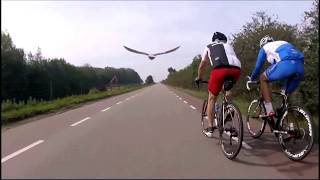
179, 97, 182, 100
101, 107, 111, 112
2, 140, 44, 163
183, 100, 188, 104
125, 97, 131, 101
190, 105, 197, 110
176, 95, 179, 98
71, 117, 91, 127
116, 101, 123, 105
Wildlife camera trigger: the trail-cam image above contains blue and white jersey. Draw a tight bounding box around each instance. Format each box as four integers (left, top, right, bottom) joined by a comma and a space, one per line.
250, 41, 304, 80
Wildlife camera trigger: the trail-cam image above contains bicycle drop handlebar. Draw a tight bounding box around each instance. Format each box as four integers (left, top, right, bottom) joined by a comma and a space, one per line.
245, 76, 259, 91
194, 80, 208, 89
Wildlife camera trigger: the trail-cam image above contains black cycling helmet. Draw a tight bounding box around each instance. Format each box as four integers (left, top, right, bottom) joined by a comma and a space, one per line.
212, 32, 227, 42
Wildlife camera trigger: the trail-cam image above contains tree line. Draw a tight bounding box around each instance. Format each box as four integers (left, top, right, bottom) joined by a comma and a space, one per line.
1, 32, 143, 102
163, 0, 318, 113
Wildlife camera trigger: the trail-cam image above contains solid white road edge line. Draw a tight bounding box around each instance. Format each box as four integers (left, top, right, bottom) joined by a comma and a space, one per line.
101, 107, 111, 112
70, 117, 91, 127
1, 140, 44, 163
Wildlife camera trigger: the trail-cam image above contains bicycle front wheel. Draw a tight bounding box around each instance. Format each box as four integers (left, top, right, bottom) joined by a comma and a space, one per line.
220, 102, 243, 160
246, 99, 266, 138
278, 106, 314, 161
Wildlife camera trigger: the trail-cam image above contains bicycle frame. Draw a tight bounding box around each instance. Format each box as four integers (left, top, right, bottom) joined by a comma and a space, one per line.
247, 81, 292, 135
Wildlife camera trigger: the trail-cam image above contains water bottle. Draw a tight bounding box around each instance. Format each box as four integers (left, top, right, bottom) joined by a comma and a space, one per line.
215, 102, 220, 114
289, 122, 294, 131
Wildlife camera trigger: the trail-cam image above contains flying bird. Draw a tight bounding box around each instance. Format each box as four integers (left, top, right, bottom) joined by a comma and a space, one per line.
123, 46, 180, 60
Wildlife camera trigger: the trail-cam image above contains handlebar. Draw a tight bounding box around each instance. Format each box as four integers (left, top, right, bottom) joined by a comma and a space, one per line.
197, 80, 208, 84
245, 75, 259, 91
194, 80, 208, 89
246, 80, 259, 91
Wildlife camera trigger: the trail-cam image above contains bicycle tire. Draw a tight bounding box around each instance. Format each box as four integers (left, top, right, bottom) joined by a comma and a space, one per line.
220, 102, 243, 160
246, 99, 267, 138
278, 106, 314, 161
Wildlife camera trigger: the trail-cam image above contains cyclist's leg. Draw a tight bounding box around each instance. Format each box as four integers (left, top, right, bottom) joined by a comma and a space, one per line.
225, 67, 241, 100
260, 64, 275, 115
264, 60, 298, 113
207, 68, 224, 128
284, 60, 304, 94
207, 92, 218, 127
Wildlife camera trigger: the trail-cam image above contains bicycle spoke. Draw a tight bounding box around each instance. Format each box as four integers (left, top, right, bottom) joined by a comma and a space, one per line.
278, 106, 314, 161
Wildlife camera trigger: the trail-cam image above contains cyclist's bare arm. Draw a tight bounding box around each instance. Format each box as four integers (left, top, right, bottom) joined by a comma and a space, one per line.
198, 52, 209, 80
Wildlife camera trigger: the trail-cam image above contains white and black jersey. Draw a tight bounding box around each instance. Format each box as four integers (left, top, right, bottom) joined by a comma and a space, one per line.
202, 42, 241, 69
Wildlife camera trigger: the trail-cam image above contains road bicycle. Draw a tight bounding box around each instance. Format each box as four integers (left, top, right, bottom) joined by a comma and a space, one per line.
246, 77, 314, 161
196, 77, 243, 159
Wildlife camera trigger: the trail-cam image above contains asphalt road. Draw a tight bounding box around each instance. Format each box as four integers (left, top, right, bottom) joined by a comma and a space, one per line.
1, 84, 319, 179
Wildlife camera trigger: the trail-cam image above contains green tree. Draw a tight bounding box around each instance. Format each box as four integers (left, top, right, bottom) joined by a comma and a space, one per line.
145, 75, 155, 85
297, 0, 319, 112
1, 31, 28, 101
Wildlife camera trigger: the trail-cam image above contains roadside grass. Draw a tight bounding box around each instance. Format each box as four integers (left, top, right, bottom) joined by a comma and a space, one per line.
1, 84, 145, 124
169, 85, 318, 143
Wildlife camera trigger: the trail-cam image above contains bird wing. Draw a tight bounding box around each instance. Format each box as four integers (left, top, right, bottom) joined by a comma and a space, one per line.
153, 46, 180, 56
123, 46, 149, 55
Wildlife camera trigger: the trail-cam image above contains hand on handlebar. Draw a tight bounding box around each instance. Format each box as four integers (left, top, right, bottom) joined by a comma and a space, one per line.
246, 76, 253, 91
195, 77, 202, 88
246, 75, 252, 81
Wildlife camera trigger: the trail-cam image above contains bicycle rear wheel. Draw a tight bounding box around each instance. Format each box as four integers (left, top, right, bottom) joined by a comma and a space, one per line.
246, 99, 266, 138
278, 106, 314, 161
219, 102, 243, 159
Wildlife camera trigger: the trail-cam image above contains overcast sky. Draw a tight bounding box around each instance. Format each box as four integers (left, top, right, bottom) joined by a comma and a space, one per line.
1, 1, 314, 82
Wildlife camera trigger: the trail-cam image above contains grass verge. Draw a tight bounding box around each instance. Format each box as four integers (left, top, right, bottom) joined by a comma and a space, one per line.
1, 84, 145, 125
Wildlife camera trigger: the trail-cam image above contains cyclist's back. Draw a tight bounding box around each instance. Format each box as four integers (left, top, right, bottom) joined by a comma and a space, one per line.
204, 41, 241, 70
251, 37, 304, 94
261, 40, 304, 64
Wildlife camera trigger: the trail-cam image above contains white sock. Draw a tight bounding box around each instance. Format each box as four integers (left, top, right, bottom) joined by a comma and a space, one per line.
264, 101, 274, 114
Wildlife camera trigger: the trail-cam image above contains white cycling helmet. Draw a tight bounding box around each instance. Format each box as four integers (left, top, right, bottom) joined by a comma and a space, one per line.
260, 35, 274, 48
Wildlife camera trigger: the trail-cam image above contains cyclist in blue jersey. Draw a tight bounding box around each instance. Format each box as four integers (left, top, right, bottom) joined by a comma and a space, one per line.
248, 35, 304, 119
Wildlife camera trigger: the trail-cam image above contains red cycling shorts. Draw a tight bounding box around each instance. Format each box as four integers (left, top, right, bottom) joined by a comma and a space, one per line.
208, 67, 241, 96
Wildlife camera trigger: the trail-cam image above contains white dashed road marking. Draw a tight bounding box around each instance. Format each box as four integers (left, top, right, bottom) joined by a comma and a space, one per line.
71, 117, 91, 127
116, 101, 123, 105
101, 107, 111, 112
179, 97, 182, 100
2, 140, 44, 163
183, 101, 188, 104
189, 105, 197, 110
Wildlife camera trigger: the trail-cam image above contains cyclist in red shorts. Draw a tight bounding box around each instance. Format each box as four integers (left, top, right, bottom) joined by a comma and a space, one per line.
196, 32, 241, 138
